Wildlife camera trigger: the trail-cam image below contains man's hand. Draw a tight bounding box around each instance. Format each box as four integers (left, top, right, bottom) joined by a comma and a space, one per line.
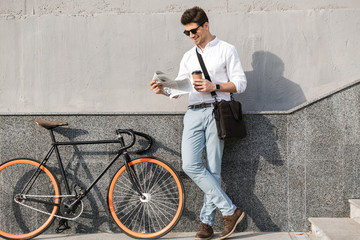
150, 80, 167, 96
150, 80, 181, 98
193, 79, 216, 92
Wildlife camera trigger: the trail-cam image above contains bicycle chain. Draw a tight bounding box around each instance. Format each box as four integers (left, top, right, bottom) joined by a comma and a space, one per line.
14, 194, 84, 221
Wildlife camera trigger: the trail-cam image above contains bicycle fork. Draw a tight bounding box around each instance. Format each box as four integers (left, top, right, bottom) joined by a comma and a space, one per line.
118, 135, 144, 198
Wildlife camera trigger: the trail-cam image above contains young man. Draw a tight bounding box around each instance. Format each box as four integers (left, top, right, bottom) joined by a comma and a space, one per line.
150, 6, 247, 240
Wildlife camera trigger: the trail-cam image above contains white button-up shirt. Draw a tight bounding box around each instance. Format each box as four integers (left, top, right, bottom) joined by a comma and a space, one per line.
176, 37, 247, 106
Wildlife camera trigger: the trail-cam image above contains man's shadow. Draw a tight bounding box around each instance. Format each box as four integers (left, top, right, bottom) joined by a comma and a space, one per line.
221, 52, 301, 232
236, 51, 306, 112
222, 115, 283, 231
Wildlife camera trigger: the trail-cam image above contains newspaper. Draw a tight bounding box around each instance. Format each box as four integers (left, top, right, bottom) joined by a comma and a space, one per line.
152, 71, 193, 98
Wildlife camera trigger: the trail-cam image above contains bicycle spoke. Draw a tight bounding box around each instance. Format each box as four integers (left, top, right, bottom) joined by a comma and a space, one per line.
145, 164, 160, 193
148, 201, 168, 228
147, 200, 164, 230
147, 200, 172, 223
150, 175, 177, 196
149, 171, 170, 192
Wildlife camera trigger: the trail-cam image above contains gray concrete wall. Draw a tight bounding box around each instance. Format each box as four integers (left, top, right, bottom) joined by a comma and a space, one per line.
1, 0, 360, 113
0, 80, 359, 234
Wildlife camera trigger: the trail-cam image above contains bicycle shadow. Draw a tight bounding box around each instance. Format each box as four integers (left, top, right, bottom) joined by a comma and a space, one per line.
53, 127, 116, 233
149, 140, 181, 158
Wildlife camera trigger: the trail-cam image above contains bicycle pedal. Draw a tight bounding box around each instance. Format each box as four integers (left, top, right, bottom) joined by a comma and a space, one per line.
55, 219, 71, 233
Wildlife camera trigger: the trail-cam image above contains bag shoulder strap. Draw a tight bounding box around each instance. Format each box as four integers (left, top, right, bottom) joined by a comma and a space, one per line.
196, 48, 234, 100
196, 49, 217, 98
229, 101, 242, 120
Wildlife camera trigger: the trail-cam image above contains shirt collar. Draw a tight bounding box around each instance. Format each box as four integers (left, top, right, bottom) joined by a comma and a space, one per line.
208, 36, 219, 47
196, 36, 219, 52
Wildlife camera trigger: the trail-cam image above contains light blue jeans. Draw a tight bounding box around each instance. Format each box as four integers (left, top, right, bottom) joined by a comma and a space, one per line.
181, 107, 237, 226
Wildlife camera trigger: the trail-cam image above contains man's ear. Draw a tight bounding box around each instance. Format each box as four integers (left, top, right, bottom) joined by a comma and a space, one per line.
203, 22, 209, 31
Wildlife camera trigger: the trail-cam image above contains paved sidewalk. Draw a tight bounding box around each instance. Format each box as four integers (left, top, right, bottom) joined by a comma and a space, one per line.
37, 232, 311, 240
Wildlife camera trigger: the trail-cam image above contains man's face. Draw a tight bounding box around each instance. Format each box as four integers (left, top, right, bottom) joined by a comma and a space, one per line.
184, 22, 206, 46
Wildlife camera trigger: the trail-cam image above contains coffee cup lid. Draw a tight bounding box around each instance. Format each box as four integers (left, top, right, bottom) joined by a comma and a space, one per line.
192, 70, 202, 75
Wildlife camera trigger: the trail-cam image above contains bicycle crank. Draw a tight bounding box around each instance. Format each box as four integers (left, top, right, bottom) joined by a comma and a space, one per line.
60, 196, 84, 219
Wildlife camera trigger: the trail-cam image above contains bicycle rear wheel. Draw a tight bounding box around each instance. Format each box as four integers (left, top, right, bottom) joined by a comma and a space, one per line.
0, 159, 60, 240
108, 158, 184, 239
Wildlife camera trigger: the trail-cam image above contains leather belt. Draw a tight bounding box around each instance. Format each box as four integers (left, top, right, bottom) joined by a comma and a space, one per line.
188, 103, 214, 109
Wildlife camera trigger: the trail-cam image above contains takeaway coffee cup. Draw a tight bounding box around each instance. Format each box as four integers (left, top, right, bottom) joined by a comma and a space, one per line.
192, 70, 203, 79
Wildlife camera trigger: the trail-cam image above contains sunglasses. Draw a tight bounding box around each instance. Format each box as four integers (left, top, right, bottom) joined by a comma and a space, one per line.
183, 22, 205, 36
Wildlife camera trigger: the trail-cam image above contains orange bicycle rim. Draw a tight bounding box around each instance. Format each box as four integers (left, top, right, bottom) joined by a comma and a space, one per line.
108, 158, 184, 239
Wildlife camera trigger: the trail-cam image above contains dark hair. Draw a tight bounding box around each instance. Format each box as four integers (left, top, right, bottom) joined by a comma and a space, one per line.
181, 6, 208, 26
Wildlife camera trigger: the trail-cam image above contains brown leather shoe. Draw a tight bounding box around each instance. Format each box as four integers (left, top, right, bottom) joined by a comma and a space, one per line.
195, 222, 214, 240
219, 208, 245, 240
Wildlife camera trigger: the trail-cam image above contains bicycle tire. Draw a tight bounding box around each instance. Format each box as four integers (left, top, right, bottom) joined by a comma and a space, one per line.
0, 159, 60, 240
108, 158, 184, 239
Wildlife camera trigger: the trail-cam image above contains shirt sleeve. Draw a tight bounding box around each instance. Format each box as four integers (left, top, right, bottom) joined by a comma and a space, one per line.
226, 46, 247, 93
175, 54, 191, 81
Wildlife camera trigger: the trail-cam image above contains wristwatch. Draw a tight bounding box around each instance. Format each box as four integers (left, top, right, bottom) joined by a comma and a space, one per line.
215, 84, 220, 91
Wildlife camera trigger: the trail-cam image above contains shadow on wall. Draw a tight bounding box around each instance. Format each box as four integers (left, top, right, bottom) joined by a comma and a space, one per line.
222, 115, 284, 231
236, 51, 307, 112
53, 127, 119, 233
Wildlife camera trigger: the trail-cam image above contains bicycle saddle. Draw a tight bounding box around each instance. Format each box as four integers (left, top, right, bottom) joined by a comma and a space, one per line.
35, 118, 68, 129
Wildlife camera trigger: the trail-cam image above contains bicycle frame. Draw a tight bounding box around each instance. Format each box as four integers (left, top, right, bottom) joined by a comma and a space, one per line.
21, 128, 145, 208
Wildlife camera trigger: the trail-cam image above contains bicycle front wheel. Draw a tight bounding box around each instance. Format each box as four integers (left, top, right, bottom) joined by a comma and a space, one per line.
108, 158, 184, 239
0, 159, 60, 240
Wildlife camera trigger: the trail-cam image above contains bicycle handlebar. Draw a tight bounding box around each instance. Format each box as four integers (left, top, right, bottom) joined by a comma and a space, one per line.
115, 129, 153, 154
133, 131, 153, 154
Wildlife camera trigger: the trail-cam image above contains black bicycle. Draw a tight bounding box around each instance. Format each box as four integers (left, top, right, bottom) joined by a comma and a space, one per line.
0, 119, 184, 239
